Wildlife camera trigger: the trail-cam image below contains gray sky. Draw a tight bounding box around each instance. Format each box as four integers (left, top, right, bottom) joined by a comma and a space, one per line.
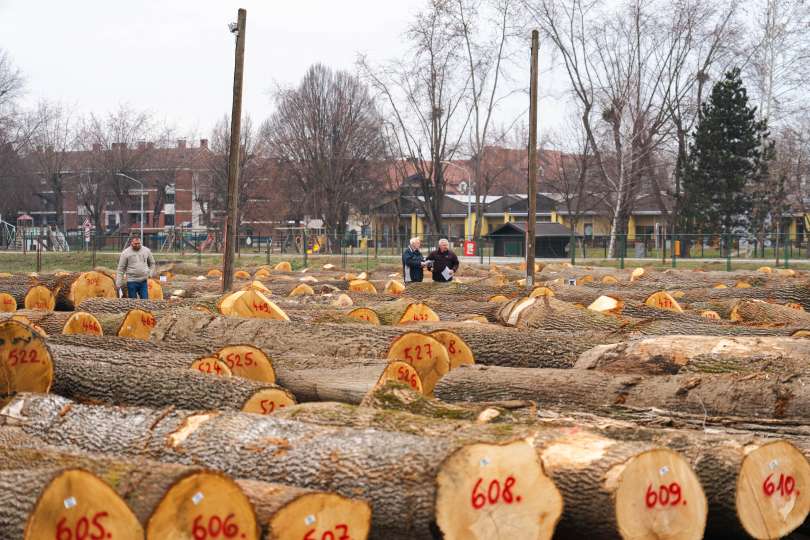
0, 0, 566, 141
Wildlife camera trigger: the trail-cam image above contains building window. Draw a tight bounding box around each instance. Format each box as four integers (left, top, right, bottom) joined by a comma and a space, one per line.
584, 223, 593, 237
107, 214, 117, 229
164, 214, 175, 226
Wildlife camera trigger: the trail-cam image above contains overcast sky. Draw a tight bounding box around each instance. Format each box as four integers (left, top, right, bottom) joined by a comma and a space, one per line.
0, 0, 568, 144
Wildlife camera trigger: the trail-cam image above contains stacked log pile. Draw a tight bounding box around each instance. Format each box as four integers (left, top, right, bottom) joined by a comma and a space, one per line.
1, 263, 810, 538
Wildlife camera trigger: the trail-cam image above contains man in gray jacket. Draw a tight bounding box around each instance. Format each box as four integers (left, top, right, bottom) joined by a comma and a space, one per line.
115, 235, 155, 299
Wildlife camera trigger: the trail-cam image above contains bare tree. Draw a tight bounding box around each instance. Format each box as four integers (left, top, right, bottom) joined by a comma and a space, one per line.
359, 0, 472, 235
196, 115, 264, 231
263, 64, 386, 249
76, 105, 156, 235
27, 101, 77, 229
0, 49, 35, 218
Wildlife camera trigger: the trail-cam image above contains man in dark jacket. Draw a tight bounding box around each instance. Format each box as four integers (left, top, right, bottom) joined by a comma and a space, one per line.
402, 237, 425, 283
426, 238, 460, 282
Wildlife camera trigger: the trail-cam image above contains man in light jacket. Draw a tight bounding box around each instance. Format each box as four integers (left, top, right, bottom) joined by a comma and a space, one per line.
115, 235, 155, 299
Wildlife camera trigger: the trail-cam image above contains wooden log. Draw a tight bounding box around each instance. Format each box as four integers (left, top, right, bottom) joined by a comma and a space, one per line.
0, 275, 39, 307
0, 467, 144, 539
2, 393, 562, 540
270, 400, 710, 540
77, 297, 200, 314
496, 296, 629, 333
0, 438, 371, 539
25, 284, 57, 311
46, 271, 118, 311
728, 299, 810, 327
151, 310, 614, 369
0, 319, 53, 395
434, 364, 810, 420
575, 335, 810, 375
371, 298, 439, 325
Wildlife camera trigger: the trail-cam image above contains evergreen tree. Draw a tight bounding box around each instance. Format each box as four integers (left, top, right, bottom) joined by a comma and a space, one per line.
679, 68, 772, 237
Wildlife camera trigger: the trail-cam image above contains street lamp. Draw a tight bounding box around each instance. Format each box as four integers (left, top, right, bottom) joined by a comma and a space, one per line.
115, 172, 145, 240
441, 161, 473, 240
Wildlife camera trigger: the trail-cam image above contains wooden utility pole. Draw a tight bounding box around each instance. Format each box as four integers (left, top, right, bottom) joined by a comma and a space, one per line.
222, 8, 247, 293
526, 30, 539, 288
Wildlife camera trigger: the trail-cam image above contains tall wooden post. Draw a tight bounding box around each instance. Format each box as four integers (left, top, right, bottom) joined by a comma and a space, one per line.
222, 8, 247, 293
526, 30, 539, 288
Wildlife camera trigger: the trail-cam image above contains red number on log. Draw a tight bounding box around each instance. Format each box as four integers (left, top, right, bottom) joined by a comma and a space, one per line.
197, 362, 212, 374
192, 513, 239, 539
35, 302, 47, 309
141, 316, 156, 327
396, 366, 419, 389
403, 348, 413, 362
2, 298, 13, 305
303, 524, 350, 540
259, 399, 287, 414
82, 321, 100, 332
55, 511, 109, 540
244, 351, 254, 366
85, 277, 99, 286
448, 340, 456, 354
8, 349, 38, 367
252, 302, 270, 313
645, 482, 684, 508
471, 476, 518, 509
764, 473, 797, 497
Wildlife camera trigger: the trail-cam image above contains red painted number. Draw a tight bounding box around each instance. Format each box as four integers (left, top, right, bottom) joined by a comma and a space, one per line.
55, 511, 109, 540
763, 473, 797, 497
8, 349, 38, 367
2, 298, 12, 305
396, 366, 419, 389
141, 316, 156, 327
225, 352, 254, 369
412, 313, 429, 321
447, 340, 457, 354
85, 277, 99, 286
645, 482, 684, 508
252, 302, 270, 313
192, 513, 240, 539
659, 298, 673, 308
303, 524, 350, 540
471, 476, 519, 510
403, 344, 432, 363
260, 400, 286, 414
82, 321, 100, 332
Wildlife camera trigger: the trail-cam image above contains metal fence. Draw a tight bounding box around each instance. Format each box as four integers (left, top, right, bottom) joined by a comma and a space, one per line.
3, 229, 809, 273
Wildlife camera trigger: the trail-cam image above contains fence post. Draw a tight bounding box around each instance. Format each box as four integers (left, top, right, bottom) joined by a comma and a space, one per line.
619, 234, 625, 270
725, 234, 731, 272
785, 233, 790, 269
36, 234, 42, 273
91, 232, 97, 269
196, 235, 202, 267
672, 234, 677, 268
266, 237, 271, 265
302, 229, 308, 268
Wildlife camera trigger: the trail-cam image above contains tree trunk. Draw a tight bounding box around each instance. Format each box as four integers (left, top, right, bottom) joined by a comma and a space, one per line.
434, 364, 810, 420
2, 393, 560, 540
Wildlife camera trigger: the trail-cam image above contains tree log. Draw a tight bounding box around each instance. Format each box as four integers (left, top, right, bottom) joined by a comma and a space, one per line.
434, 364, 810, 420
2, 393, 561, 540
575, 335, 810, 375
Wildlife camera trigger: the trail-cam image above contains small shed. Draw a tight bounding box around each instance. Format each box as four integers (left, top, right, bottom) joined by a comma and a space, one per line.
487, 222, 582, 258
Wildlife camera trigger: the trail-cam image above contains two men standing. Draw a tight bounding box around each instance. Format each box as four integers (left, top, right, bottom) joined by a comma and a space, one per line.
402, 237, 459, 283
115, 235, 155, 299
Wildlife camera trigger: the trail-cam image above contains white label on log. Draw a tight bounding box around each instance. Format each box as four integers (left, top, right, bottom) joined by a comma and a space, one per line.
192, 492, 204, 505
480, 457, 491, 467
769, 460, 779, 470
63, 497, 77, 509
305, 515, 316, 526
659, 466, 669, 477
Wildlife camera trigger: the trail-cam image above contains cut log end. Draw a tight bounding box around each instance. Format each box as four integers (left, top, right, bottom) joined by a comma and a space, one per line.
0, 320, 53, 395
146, 471, 259, 540
385, 280, 406, 295
10, 315, 46, 337
429, 330, 475, 369
191, 357, 232, 377
529, 287, 555, 299
244, 280, 271, 294
241, 388, 297, 415
289, 284, 315, 297
69, 271, 117, 308
216, 344, 276, 383
376, 361, 424, 394
62, 312, 103, 336
501, 297, 537, 326
602, 275, 619, 285
234, 270, 251, 280
348, 280, 378, 294
267, 492, 371, 540
219, 290, 290, 321
436, 440, 563, 540
699, 310, 721, 320
644, 291, 684, 313
587, 295, 624, 315
116, 309, 157, 340
614, 448, 707, 540
386, 332, 450, 395
735, 441, 810, 539
630, 267, 646, 282
488, 295, 510, 303
207, 268, 223, 278
347, 308, 381, 325
24, 285, 55, 311
25, 469, 144, 540
0, 293, 16, 312
274, 261, 293, 272
399, 303, 439, 324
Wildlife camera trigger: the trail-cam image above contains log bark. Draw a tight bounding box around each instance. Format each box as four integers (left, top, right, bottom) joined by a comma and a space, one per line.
51, 354, 283, 411
150, 310, 615, 369
434, 364, 810, 420
727, 300, 810, 327
1, 393, 556, 539
575, 335, 810, 375
77, 297, 202, 314
497, 296, 631, 333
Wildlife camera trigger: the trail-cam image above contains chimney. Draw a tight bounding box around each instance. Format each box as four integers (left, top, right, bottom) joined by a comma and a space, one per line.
92, 143, 101, 152
177, 139, 186, 149
200, 138, 208, 149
